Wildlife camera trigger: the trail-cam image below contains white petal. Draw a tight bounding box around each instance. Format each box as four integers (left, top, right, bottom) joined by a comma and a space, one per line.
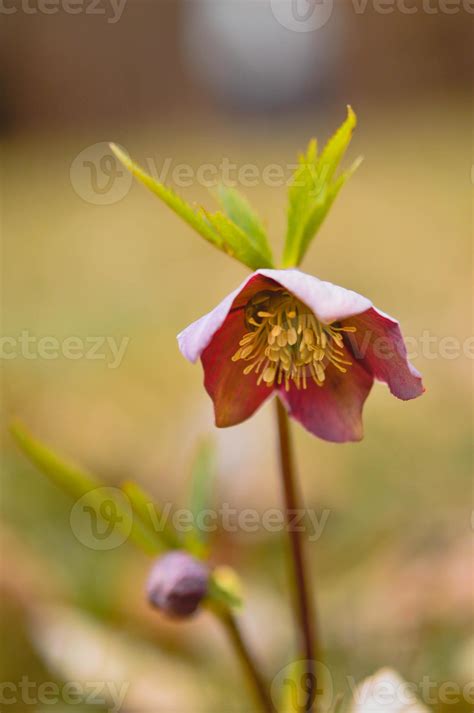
177, 274, 255, 363
258, 268, 372, 324
349, 668, 429, 713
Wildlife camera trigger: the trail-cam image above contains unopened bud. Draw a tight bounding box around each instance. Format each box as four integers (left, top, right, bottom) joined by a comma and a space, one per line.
146, 551, 210, 618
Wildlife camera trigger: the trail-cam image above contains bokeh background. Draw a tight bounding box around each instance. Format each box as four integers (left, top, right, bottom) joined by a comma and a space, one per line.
1, 1, 472, 711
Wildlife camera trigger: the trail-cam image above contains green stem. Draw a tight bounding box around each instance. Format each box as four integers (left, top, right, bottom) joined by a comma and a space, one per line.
219, 610, 275, 713
275, 398, 319, 713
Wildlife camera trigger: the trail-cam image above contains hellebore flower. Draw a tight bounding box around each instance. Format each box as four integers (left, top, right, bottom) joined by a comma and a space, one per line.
178, 269, 424, 443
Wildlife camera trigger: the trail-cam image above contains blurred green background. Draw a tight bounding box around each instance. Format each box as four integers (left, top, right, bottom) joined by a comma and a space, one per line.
1, 1, 472, 711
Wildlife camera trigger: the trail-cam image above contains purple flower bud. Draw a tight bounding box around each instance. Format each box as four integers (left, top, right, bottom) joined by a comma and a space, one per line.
146, 551, 210, 618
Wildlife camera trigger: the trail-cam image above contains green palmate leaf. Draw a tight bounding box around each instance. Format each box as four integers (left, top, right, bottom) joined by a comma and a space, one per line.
287, 139, 319, 232
297, 156, 363, 263
121, 481, 179, 552
185, 440, 216, 558
10, 422, 160, 556
283, 106, 361, 268
203, 210, 273, 272
318, 105, 357, 183
217, 184, 273, 266
110, 144, 274, 271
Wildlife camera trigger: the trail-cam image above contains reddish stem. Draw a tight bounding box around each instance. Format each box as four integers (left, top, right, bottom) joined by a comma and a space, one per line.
275, 398, 320, 713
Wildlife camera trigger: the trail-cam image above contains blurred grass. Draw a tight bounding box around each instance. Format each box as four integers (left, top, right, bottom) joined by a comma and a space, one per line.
1, 98, 472, 709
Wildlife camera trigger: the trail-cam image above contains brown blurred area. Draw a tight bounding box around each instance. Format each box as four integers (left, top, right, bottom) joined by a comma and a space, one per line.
1, 1, 473, 712
0, 0, 471, 132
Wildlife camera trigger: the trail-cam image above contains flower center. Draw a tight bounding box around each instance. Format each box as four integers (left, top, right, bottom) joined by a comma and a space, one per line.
231, 290, 356, 390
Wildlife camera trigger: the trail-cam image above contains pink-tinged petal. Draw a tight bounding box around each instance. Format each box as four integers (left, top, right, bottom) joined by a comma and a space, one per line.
345, 307, 424, 400
177, 272, 276, 363
258, 269, 372, 324
178, 269, 372, 363
279, 354, 374, 443
201, 307, 274, 427
177, 278, 249, 364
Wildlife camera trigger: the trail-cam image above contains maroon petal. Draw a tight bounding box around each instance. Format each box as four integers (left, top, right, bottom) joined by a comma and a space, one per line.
178, 272, 276, 364
279, 355, 374, 443
201, 306, 274, 427
345, 307, 424, 400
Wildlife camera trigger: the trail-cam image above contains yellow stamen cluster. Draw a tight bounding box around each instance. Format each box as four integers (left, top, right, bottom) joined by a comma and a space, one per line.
231, 290, 356, 390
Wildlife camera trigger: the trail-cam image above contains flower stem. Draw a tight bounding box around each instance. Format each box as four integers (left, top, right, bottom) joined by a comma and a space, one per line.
275, 398, 319, 713
219, 610, 275, 713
